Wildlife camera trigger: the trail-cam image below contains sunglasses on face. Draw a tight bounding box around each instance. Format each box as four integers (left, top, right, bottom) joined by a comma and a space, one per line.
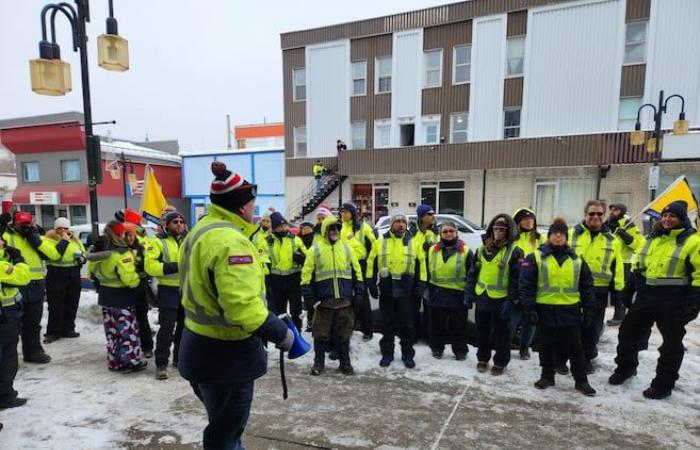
493, 226, 507, 231
441, 229, 456, 234
587, 212, 604, 217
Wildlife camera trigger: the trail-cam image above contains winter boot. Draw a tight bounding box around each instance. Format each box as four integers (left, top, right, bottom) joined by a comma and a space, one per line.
606, 306, 626, 327
476, 361, 488, 373
143, 349, 154, 359
43, 334, 59, 344
310, 363, 324, 376
575, 382, 597, 396
362, 333, 373, 341
643, 386, 672, 400
534, 378, 555, 389
402, 355, 416, 369
24, 352, 51, 364
339, 362, 354, 375
491, 365, 505, 376
431, 349, 443, 359
0, 397, 27, 409
155, 366, 168, 380
61, 331, 80, 338
379, 354, 394, 367
454, 352, 467, 361
608, 370, 637, 385
519, 348, 531, 360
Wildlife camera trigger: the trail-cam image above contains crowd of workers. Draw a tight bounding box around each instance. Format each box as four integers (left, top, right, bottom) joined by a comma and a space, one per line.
0, 161, 698, 447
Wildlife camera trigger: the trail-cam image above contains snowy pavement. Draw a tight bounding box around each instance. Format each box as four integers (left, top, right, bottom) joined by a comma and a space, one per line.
2, 291, 700, 449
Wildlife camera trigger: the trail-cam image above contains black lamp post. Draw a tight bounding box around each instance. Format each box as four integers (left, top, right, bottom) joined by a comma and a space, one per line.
30, 0, 129, 241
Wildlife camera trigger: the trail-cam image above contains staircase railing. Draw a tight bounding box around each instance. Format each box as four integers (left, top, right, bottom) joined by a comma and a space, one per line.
287, 163, 341, 221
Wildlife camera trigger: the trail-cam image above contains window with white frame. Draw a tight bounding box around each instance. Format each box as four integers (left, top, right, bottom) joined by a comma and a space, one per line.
420, 181, 465, 216
503, 109, 521, 139
618, 97, 642, 130
450, 112, 468, 143
424, 49, 442, 88
624, 21, 647, 64
351, 121, 366, 149
293, 68, 306, 101
422, 116, 440, 144
506, 37, 525, 76
61, 159, 81, 182
453, 45, 471, 84
22, 161, 39, 183
352, 61, 367, 96
376, 56, 392, 93
375, 121, 391, 148
293, 126, 307, 157
534, 178, 596, 226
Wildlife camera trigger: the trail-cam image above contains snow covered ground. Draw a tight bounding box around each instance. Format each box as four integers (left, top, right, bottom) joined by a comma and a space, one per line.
2, 291, 700, 449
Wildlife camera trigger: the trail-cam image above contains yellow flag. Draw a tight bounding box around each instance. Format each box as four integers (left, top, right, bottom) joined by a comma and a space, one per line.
643, 176, 698, 219
139, 165, 168, 225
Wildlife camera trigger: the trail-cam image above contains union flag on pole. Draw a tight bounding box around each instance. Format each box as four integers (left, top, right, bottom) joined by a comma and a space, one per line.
139, 165, 168, 225
642, 176, 698, 219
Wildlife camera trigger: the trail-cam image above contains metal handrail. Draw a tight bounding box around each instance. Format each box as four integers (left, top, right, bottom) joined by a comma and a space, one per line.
287, 164, 340, 220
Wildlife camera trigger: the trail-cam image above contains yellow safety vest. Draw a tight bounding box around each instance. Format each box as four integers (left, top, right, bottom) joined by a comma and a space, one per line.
428, 245, 469, 291
47, 238, 86, 268
635, 229, 700, 287
145, 234, 182, 287
88, 248, 140, 289
614, 217, 645, 264
474, 245, 514, 299
341, 221, 375, 261
534, 251, 581, 306
3, 230, 61, 280
0, 254, 30, 307
513, 231, 545, 257
264, 234, 304, 275
570, 225, 624, 290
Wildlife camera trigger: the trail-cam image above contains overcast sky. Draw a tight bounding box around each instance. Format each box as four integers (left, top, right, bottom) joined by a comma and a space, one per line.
0, 0, 448, 152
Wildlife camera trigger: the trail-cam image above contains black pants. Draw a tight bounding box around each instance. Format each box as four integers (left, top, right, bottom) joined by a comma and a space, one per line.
581, 289, 609, 360
20, 280, 47, 358
475, 308, 511, 367
614, 306, 694, 391
268, 273, 302, 331
46, 275, 81, 337
0, 310, 21, 401
379, 295, 414, 358
191, 380, 254, 450
353, 260, 373, 336
429, 305, 468, 356
539, 325, 588, 383
155, 306, 184, 368
134, 302, 154, 353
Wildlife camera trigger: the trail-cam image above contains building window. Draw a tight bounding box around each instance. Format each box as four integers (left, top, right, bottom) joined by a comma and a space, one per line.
420, 181, 465, 216
375, 121, 391, 148
450, 112, 468, 143
293, 126, 307, 157
351, 121, 366, 149
453, 45, 471, 84
618, 97, 642, 130
61, 159, 81, 182
19, 205, 36, 216
22, 161, 40, 183
236, 139, 246, 149
376, 56, 392, 93
624, 21, 647, 64
534, 178, 596, 226
504, 109, 521, 139
423, 119, 440, 145
352, 61, 367, 96
70, 205, 87, 225
293, 68, 306, 101
424, 49, 442, 88
399, 123, 415, 147
506, 37, 525, 76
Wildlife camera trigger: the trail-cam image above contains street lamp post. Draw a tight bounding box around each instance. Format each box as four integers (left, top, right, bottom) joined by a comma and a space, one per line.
29, 0, 129, 241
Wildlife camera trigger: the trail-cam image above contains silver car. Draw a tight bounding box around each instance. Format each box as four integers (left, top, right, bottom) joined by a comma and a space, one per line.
374, 213, 485, 250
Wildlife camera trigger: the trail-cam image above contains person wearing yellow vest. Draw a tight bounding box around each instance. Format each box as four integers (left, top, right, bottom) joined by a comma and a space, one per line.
44, 218, 86, 343
519, 217, 597, 396
340, 202, 377, 340
0, 239, 31, 409
567, 200, 625, 374
260, 212, 306, 331
301, 217, 364, 375
146, 211, 187, 380
467, 214, 523, 376
178, 162, 293, 449
510, 208, 546, 360
298, 221, 317, 331
366, 213, 427, 368
3, 211, 62, 364
427, 221, 474, 360
410, 204, 439, 342
88, 221, 147, 373
605, 203, 645, 326
609, 201, 700, 399
312, 160, 326, 193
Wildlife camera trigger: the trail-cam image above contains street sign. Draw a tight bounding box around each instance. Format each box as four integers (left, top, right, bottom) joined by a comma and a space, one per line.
29, 191, 60, 205
648, 165, 660, 190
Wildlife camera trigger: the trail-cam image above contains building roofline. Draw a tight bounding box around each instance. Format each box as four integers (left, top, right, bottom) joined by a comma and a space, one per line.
0, 111, 84, 130
234, 122, 284, 129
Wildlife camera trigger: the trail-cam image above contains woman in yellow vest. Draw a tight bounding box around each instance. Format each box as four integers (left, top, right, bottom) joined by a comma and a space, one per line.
467, 214, 523, 375
427, 221, 474, 360
44, 218, 86, 343
88, 221, 146, 373
519, 217, 597, 396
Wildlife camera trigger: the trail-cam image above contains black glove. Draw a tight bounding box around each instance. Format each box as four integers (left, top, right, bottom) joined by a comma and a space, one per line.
292, 251, 306, 265
4, 246, 23, 264
583, 308, 595, 328
615, 228, 634, 245
303, 295, 315, 311
523, 309, 538, 325
463, 294, 474, 310
25, 230, 42, 249
678, 305, 700, 324
367, 279, 378, 299
163, 262, 179, 275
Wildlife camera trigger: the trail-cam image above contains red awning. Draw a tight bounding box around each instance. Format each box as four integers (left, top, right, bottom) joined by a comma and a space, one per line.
13, 184, 89, 204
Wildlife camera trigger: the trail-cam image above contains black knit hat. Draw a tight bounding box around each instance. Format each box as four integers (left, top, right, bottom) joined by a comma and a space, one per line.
548, 217, 569, 239
164, 211, 185, 226
210, 162, 257, 212
270, 212, 287, 230
662, 200, 688, 222
609, 203, 628, 216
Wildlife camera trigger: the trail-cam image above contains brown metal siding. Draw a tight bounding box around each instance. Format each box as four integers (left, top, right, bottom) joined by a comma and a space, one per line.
286, 156, 338, 177
626, 0, 651, 20
620, 64, 646, 97
283, 48, 306, 158
281, 0, 576, 49
350, 35, 392, 149
507, 10, 527, 37
503, 77, 523, 107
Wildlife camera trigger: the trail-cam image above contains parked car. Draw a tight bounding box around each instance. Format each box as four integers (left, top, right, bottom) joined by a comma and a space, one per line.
374, 214, 485, 250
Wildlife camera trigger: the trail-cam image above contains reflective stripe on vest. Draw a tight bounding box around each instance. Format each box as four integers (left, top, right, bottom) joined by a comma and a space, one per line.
539, 254, 581, 294
313, 243, 352, 280
476, 245, 513, 295
92, 261, 122, 286
638, 238, 689, 286
429, 250, 466, 284
0, 292, 21, 308
268, 237, 300, 276
8, 234, 46, 274
159, 238, 179, 280
380, 237, 413, 279
572, 231, 615, 284
534, 252, 581, 305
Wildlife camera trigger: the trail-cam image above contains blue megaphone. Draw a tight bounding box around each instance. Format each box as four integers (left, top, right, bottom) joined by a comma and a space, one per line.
279, 314, 311, 359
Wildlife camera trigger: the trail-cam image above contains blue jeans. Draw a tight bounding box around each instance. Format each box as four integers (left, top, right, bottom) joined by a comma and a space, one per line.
509, 308, 536, 350
191, 380, 255, 450
315, 177, 322, 192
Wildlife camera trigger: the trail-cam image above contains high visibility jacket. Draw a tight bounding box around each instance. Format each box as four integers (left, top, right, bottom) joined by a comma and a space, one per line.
3, 229, 61, 280
312, 164, 325, 177
145, 233, 184, 287
366, 231, 426, 297
46, 236, 86, 269
88, 246, 140, 289
301, 218, 363, 301
409, 224, 438, 253
533, 250, 582, 306
251, 228, 270, 263
474, 244, 519, 300
513, 231, 545, 257
341, 220, 376, 261
569, 223, 624, 291
608, 217, 645, 264
260, 233, 305, 276
428, 242, 471, 291
0, 251, 30, 309
178, 203, 270, 341
635, 228, 700, 289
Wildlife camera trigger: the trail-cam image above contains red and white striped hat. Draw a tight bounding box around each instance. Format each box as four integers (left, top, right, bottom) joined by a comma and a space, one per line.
210, 162, 257, 211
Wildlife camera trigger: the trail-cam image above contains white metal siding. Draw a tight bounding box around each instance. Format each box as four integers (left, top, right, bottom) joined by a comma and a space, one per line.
306, 41, 350, 157
393, 30, 421, 119
521, 0, 624, 137
468, 15, 506, 142
646, 0, 700, 129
